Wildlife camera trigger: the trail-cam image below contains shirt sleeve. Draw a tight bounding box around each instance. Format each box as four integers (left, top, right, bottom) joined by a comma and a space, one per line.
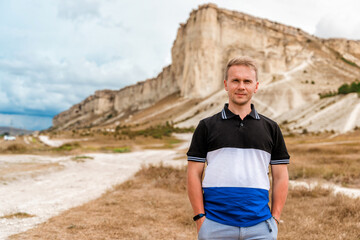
270, 124, 290, 165
187, 120, 208, 162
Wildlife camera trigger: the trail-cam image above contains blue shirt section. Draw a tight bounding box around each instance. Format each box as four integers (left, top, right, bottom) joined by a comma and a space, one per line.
203, 187, 272, 227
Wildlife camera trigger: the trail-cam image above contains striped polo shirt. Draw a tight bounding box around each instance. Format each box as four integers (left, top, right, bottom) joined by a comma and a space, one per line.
187, 103, 290, 227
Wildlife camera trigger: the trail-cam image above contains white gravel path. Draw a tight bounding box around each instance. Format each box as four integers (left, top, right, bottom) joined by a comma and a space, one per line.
343, 102, 360, 132
289, 180, 360, 198
38, 136, 65, 147
0, 148, 187, 239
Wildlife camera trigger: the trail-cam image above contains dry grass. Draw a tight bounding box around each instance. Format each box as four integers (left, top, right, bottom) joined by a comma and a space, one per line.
2, 143, 28, 153
1, 212, 35, 219
7, 131, 360, 239
286, 130, 360, 187
0, 130, 184, 156
281, 186, 360, 240
11, 165, 195, 240
11, 164, 360, 240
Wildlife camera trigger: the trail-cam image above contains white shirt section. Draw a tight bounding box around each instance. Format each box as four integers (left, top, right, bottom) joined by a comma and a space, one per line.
203, 148, 271, 190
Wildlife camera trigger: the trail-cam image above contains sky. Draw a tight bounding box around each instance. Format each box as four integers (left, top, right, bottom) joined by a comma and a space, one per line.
1, 0, 360, 130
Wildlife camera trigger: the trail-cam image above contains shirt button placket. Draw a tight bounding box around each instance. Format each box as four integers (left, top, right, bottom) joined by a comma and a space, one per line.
239, 118, 244, 128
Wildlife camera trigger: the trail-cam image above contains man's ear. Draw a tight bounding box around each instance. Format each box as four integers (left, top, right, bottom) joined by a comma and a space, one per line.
224, 79, 228, 91
254, 81, 259, 93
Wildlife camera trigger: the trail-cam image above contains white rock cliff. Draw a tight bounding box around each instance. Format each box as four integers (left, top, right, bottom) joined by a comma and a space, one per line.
53, 4, 360, 133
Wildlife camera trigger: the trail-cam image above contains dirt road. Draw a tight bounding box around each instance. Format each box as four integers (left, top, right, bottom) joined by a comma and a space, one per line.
0, 149, 187, 239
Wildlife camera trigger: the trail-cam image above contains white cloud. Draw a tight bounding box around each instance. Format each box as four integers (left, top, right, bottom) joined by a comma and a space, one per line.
0, 56, 147, 115
57, 0, 100, 21
1, 0, 360, 130
315, 14, 360, 40
0, 91, 10, 105
0, 113, 52, 130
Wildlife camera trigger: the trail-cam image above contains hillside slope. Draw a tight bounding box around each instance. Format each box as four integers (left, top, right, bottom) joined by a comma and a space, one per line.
53, 4, 360, 133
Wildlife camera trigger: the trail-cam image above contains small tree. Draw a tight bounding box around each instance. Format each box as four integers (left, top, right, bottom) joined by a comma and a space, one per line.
338, 83, 350, 94
350, 81, 360, 93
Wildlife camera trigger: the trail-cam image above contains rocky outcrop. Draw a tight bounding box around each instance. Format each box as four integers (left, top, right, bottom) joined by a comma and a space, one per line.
324, 38, 360, 67
53, 4, 360, 132
53, 65, 179, 129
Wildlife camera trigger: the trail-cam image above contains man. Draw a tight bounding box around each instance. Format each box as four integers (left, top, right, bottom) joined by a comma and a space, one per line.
187, 56, 289, 240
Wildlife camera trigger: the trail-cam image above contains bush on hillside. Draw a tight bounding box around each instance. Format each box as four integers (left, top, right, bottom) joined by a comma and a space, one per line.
338, 80, 360, 95
120, 122, 194, 139
319, 80, 360, 98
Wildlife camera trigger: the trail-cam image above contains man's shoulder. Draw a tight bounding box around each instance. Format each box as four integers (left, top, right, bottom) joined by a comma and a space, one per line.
258, 113, 279, 128
200, 111, 222, 125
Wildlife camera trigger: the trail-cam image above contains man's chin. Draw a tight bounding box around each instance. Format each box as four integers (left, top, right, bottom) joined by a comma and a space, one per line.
232, 100, 250, 106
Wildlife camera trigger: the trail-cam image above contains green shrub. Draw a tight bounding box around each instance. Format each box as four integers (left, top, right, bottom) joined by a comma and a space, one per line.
341, 57, 359, 68
121, 122, 194, 139
350, 81, 360, 92
338, 83, 351, 94
112, 147, 130, 153
320, 80, 360, 98
318, 91, 337, 99
55, 142, 81, 151
338, 81, 360, 95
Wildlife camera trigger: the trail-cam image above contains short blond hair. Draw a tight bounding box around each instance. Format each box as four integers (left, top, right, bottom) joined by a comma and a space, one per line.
224, 56, 258, 81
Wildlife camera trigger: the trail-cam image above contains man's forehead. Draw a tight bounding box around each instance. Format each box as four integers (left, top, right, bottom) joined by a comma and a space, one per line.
228, 65, 256, 77
229, 64, 255, 71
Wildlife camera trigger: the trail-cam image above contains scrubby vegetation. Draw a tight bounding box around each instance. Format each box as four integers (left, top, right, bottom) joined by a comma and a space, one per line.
286, 132, 360, 187
54, 142, 81, 152
341, 57, 359, 68
101, 146, 131, 153
118, 122, 194, 139
3, 144, 27, 153
319, 80, 360, 99
1, 212, 35, 219
11, 164, 360, 240
318, 91, 337, 99
338, 80, 360, 94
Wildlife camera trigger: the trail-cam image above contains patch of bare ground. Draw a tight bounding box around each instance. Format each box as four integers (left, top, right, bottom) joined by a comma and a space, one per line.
11, 164, 360, 240
10, 165, 195, 240
0, 162, 63, 183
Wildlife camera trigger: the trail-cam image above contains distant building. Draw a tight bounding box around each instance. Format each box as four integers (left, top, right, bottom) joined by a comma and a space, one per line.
4, 135, 16, 141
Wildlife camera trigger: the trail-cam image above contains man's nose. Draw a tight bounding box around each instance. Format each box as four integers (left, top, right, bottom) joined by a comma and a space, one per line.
237, 81, 245, 89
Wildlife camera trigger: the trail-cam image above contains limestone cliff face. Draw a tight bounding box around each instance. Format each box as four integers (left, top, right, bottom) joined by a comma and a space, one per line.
171, 4, 317, 98
53, 4, 360, 131
172, 5, 223, 98
53, 65, 178, 129
324, 38, 360, 66
53, 90, 116, 128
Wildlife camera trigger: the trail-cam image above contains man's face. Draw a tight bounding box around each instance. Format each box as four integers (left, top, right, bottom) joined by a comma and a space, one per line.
224, 65, 258, 107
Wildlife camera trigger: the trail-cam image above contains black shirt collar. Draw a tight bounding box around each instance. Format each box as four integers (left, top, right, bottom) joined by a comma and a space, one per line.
221, 103, 260, 120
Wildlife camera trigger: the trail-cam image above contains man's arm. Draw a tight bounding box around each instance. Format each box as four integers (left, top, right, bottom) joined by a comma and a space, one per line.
271, 164, 289, 223
187, 161, 206, 233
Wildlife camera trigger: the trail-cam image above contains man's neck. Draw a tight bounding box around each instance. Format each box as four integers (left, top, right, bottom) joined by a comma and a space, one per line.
228, 102, 252, 120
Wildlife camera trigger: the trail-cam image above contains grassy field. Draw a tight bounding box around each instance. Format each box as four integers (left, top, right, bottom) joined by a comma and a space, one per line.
10, 164, 360, 240
0, 128, 182, 185
7, 130, 360, 239
286, 130, 360, 188
0, 123, 191, 155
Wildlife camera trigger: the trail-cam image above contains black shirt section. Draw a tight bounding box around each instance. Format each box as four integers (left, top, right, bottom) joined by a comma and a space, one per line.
187, 104, 290, 164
